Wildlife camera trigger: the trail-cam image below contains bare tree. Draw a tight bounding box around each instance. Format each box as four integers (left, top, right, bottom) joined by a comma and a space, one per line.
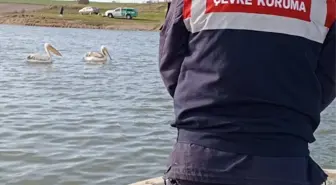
77, 0, 89, 4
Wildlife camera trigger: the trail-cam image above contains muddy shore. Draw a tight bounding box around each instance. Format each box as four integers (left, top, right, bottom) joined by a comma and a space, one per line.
0, 15, 161, 31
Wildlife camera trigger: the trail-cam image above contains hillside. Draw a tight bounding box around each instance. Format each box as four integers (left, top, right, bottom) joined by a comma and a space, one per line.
0, 0, 167, 31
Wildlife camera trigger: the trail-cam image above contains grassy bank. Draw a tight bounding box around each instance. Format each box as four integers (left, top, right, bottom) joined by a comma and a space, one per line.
0, 0, 167, 31
0, 0, 52, 4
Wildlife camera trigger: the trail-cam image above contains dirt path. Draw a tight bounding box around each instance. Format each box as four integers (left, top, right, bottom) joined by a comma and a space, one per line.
0, 3, 45, 14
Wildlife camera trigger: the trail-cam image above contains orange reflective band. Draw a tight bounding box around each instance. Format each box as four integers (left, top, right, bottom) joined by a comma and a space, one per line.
183, 0, 192, 19
325, 0, 336, 28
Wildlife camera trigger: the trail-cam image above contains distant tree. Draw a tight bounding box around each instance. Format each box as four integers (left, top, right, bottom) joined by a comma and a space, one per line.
77, 0, 89, 4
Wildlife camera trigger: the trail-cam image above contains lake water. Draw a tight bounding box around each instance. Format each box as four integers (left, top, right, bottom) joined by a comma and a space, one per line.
0, 24, 335, 185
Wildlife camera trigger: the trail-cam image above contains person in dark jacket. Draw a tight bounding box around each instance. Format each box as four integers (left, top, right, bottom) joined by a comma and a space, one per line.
159, 0, 335, 184
59, 6, 64, 16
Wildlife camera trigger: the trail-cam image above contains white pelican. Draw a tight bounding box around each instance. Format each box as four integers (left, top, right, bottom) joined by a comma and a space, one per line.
84, 45, 112, 63
27, 43, 62, 63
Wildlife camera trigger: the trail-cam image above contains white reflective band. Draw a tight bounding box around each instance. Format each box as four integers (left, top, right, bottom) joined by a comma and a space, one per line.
184, 18, 192, 32
184, 0, 329, 43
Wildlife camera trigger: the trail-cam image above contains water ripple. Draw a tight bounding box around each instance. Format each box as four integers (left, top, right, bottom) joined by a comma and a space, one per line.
0, 24, 334, 185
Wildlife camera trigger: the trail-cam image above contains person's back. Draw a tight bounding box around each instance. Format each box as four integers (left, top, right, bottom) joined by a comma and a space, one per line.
159, 0, 335, 185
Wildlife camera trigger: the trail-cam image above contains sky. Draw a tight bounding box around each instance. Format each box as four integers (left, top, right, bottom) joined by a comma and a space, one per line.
85, 0, 165, 3
58, 0, 166, 4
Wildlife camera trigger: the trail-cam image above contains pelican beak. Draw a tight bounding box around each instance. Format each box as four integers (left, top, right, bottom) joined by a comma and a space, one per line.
47, 45, 62, 57
104, 48, 112, 60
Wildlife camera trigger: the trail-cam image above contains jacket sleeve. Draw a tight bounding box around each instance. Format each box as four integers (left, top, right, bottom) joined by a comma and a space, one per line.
159, 0, 189, 98
316, 21, 336, 112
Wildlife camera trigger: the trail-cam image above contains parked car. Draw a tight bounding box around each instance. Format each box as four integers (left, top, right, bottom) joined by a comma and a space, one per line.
79, 6, 100, 15
104, 7, 138, 19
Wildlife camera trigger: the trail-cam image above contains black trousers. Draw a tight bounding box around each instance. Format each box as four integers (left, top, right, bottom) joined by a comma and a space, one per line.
164, 178, 327, 185
165, 179, 230, 185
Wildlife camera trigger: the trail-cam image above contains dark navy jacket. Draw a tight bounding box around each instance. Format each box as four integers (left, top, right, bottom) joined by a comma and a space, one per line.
159, 0, 336, 157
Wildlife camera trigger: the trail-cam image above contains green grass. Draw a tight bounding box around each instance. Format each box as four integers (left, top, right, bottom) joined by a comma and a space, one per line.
0, 0, 108, 6
0, 0, 167, 11
0, 0, 66, 5
36, 3, 166, 24
0, 0, 167, 30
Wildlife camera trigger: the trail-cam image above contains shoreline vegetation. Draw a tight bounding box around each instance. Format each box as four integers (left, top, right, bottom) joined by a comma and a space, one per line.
0, 0, 167, 31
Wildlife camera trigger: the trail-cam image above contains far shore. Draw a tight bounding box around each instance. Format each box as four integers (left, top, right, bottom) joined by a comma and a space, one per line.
0, 2, 166, 31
